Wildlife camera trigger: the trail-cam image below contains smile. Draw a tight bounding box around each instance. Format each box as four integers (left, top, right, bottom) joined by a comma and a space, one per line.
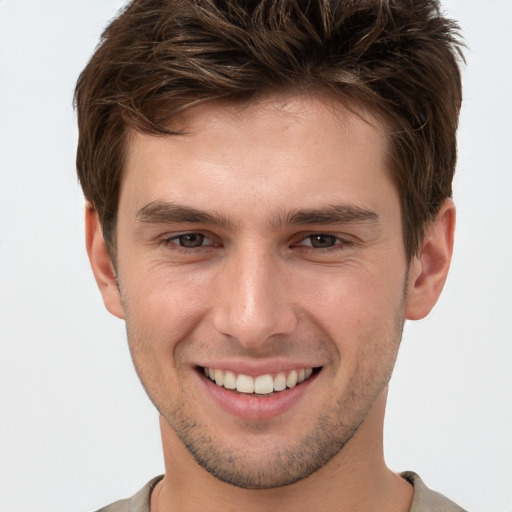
202, 367, 317, 395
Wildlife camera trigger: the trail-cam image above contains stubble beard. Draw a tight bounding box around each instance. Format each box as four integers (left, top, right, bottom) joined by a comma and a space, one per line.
164, 397, 367, 489
123, 279, 408, 490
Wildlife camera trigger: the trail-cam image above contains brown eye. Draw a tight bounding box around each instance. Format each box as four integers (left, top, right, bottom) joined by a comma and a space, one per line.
176, 233, 206, 248
306, 234, 338, 248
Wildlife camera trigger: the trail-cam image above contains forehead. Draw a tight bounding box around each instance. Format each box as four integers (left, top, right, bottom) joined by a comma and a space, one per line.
120, 93, 395, 222
161, 92, 387, 154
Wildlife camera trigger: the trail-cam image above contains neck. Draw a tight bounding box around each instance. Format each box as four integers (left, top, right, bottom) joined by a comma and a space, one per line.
152, 390, 413, 512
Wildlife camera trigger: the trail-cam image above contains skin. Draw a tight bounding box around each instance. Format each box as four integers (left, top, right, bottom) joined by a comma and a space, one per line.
87, 93, 455, 512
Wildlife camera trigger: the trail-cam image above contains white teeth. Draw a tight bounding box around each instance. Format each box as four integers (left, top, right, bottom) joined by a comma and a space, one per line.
204, 367, 316, 394
214, 369, 224, 386
286, 370, 298, 389
236, 374, 254, 393
273, 372, 287, 392
254, 374, 274, 394
223, 371, 236, 390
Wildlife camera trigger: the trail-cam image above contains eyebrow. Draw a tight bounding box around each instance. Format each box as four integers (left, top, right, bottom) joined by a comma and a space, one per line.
135, 201, 379, 229
274, 204, 379, 228
136, 201, 233, 229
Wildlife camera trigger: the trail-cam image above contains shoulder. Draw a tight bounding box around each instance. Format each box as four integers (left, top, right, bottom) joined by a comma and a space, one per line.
94, 476, 163, 512
402, 471, 468, 512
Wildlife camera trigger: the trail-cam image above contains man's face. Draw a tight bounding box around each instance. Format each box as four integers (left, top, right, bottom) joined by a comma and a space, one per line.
113, 95, 409, 488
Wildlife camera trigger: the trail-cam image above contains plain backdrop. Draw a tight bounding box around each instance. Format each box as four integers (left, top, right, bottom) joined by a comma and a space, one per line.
0, 1, 511, 511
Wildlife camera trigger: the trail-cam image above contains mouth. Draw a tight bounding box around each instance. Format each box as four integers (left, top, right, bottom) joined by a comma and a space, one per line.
199, 366, 322, 396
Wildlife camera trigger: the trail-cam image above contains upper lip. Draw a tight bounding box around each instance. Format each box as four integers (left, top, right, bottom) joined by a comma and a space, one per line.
196, 358, 324, 376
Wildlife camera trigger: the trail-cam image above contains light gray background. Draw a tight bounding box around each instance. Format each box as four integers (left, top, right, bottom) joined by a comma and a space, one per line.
0, 1, 510, 511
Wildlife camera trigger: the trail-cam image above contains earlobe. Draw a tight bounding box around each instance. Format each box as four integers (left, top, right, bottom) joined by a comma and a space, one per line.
85, 204, 125, 319
405, 199, 456, 321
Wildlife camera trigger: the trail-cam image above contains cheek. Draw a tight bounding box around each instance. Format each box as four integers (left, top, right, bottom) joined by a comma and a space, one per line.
119, 263, 212, 366
120, 276, 202, 409
124, 259, 209, 318
295, 264, 406, 376
295, 263, 405, 329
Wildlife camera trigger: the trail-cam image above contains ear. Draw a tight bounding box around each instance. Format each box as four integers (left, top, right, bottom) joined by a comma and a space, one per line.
405, 199, 456, 320
85, 204, 124, 319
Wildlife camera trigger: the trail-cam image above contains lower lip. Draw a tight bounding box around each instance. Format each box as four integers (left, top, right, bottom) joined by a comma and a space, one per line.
198, 370, 319, 421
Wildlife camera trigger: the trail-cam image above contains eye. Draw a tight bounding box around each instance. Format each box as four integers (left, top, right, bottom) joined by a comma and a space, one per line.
164, 232, 216, 250
174, 233, 207, 248
301, 234, 341, 248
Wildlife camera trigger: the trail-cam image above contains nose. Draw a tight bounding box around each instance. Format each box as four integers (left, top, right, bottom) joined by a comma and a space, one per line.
212, 244, 298, 348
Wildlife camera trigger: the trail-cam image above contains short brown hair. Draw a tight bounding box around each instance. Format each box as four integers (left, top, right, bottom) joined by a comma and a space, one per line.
75, 0, 464, 259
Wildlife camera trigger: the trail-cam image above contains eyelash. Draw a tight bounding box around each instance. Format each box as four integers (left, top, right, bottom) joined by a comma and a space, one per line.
292, 233, 352, 251
161, 232, 353, 253
162, 233, 218, 253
